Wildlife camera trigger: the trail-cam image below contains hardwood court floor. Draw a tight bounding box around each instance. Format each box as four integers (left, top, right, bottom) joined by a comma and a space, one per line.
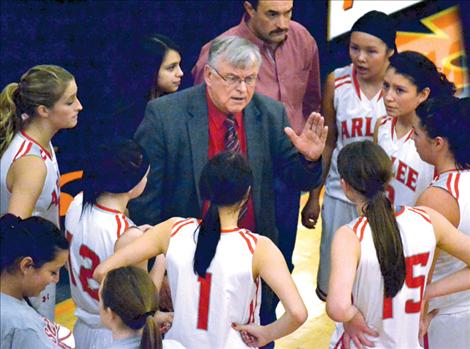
55, 193, 335, 348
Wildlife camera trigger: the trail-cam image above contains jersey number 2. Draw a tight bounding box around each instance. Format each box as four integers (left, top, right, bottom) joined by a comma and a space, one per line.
78, 245, 100, 301
383, 252, 430, 319
197, 273, 212, 330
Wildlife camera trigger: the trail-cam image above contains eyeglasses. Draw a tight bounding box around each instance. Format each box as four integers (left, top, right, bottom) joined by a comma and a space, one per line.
209, 65, 257, 87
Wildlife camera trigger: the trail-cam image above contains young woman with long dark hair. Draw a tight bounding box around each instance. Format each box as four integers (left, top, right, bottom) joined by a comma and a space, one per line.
65, 139, 150, 349
414, 97, 470, 348
94, 152, 307, 348
326, 140, 470, 349
301, 11, 397, 300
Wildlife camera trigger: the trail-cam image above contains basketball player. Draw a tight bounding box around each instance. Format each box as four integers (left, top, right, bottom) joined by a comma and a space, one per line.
99, 266, 185, 349
326, 141, 470, 349
95, 152, 307, 348
65, 139, 150, 349
414, 97, 470, 348
0, 65, 82, 320
375, 51, 456, 206
302, 11, 396, 300
0, 214, 74, 349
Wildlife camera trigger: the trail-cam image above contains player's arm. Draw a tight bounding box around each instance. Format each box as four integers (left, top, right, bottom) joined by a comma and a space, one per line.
94, 217, 179, 282
302, 72, 337, 229
233, 236, 307, 347
6, 156, 46, 218
326, 225, 360, 321
422, 206, 470, 296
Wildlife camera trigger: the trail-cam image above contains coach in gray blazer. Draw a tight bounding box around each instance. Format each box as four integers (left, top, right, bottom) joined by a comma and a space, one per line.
129, 36, 326, 246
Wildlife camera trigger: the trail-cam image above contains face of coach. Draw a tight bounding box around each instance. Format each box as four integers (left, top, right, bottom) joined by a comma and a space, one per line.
203, 36, 262, 115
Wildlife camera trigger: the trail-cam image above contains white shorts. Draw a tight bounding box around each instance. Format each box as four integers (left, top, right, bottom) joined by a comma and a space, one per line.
73, 318, 113, 349
427, 309, 470, 349
29, 283, 56, 320
317, 194, 358, 295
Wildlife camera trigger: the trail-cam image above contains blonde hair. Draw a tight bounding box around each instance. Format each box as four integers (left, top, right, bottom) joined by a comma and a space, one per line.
0, 65, 74, 155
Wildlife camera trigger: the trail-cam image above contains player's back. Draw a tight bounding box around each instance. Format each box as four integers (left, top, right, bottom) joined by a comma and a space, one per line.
165, 218, 261, 349
64, 192, 133, 327
330, 206, 436, 349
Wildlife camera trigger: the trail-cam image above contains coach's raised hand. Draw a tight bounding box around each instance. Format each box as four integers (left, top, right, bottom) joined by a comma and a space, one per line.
284, 112, 328, 162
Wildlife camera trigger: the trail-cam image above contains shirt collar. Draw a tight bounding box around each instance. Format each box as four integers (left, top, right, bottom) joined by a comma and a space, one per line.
206, 88, 243, 130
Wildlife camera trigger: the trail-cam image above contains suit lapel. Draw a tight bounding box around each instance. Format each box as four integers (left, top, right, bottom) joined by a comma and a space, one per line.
187, 85, 209, 205
244, 102, 263, 225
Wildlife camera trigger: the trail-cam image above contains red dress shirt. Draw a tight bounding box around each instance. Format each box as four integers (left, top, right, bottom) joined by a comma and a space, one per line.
204, 90, 256, 232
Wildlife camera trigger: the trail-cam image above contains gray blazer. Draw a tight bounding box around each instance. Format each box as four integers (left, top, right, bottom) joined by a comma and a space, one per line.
129, 84, 321, 243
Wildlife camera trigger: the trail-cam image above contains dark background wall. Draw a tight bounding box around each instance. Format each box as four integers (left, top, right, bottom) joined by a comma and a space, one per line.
1, 0, 468, 201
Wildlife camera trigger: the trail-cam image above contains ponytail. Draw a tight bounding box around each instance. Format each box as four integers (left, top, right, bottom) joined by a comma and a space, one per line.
0, 83, 21, 155
364, 192, 405, 298
141, 314, 162, 349
338, 141, 405, 298
193, 203, 221, 277
192, 152, 252, 278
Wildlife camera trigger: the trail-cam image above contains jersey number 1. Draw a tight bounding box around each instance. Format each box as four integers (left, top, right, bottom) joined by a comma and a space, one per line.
383, 252, 430, 319
197, 273, 212, 330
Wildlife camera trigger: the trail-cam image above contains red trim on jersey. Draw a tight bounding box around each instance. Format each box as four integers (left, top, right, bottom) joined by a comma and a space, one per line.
391, 117, 397, 140
20, 131, 52, 160
333, 332, 345, 349
378, 89, 384, 100
335, 74, 349, 82
352, 216, 367, 241
115, 215, 122, 238
95, 203, 122, 214
408, 207, 432, 223
352, 68, 361, 100
380, 116, 391, 126
220, 227, 240, 233
171, 218, 194, 237
454, 173, 460, 200
334, 80, 352, 89
238, 231, 255, 254
395, 206, 405, 217
13, 140, 27, 161
244, 230, 258, 244
405, 128, 414, 142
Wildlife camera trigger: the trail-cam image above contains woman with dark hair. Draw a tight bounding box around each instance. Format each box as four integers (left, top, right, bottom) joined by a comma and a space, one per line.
99, 266, 184, 349
326, 140, 470, 349
0, 64, 82, 320
142, 34, 183, 100
95, 152, 307, 348
65, 138, 150, 349
375, 51, 456, 206
302, 10, 396, 301
0, 214, 73, 348
414, 97, 470, 348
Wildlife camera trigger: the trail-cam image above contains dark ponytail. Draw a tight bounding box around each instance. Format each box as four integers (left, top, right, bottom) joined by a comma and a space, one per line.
193, 152, 253, 277
81, 138, 149, 212
338, 141, 405, 298
101, 266, 162, 349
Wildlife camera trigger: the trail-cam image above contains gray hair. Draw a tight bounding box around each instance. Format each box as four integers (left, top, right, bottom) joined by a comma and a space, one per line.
208, 36, 262, 70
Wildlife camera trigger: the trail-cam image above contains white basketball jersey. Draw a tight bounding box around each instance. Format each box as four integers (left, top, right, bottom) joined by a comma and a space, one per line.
165, 218, 261, 349
65, 193, 134, 327
330, 206, 436, 349
429, 170, 470, 314
377, 117, 435, 206
326, 65, 386, 202
1, 131, 60, 227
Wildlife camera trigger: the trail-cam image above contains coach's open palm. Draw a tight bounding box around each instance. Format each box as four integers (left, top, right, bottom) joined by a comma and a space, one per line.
284, 112, 328, 162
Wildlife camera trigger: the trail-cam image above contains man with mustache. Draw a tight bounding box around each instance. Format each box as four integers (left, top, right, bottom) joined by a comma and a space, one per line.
192, 2, 321, 329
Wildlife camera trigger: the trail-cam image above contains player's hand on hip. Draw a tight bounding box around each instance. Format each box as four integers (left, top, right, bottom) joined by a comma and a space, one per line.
284, 112, 328, 162
232, 322, 271, 348
343, 311, 378, 349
